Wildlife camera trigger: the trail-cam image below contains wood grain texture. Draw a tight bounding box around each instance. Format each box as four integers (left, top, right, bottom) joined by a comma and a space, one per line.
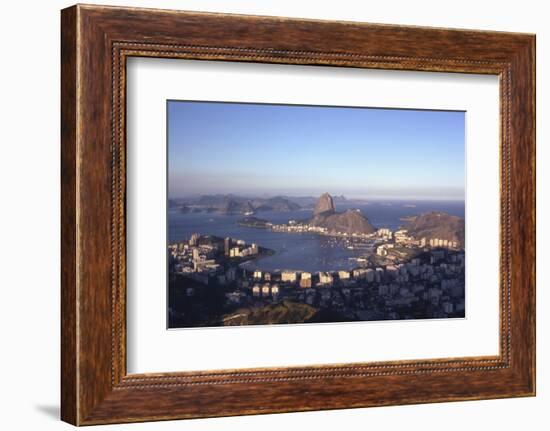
60, 5, 78, 425
60, 4, 536, 425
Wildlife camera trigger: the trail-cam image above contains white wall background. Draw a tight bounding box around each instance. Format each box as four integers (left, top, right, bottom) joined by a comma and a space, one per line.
0, 0, 546, 429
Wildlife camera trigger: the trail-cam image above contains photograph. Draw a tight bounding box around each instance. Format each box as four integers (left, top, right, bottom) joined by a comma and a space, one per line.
167, 101, 466, 328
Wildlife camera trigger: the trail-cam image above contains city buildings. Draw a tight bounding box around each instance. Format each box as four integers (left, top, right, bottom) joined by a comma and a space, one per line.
338, 270, 351, 280
281, 271, 297, 283
300, 272, 312, 288
377, 228, 393, 239
319, 272, 334, 286
169, 226, 466, 327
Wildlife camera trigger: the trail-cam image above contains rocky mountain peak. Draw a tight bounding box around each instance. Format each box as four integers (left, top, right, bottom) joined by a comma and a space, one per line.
314, 192, 336, 215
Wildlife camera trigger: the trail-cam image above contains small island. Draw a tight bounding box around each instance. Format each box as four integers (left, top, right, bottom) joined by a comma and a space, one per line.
237, 216, 271, 229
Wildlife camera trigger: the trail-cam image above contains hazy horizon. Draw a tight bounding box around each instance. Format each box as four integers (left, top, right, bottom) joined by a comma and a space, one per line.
169, 191, 465, 202
168, 101, 465, 201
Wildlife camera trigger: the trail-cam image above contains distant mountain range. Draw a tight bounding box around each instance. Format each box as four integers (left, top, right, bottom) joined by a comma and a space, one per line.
171, 194, 351, 209
171, 194, 465, 241
171, 194, 301, 214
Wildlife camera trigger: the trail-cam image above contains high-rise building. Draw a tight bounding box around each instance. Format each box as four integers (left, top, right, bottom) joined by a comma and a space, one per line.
353, 268, 367, 279
375, 267, 384, 282
281, 271, 297, 282
377, 228, 393, 239
338, 270, 350, 280
192, 248, 200, 262
386, 265, 398, 279
226, 267, 237, 281
252, 285, 261, 297
189, 233, 200, 246
224, 237, 231, 256
365, 268, 375, 282
300, 278, 312, 288
376, 245, 388, 256
319, 272, 333, 285
301, 272, 312, 281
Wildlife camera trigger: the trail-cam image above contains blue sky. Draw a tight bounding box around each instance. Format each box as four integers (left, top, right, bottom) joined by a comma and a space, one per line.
168, 101, 465, 200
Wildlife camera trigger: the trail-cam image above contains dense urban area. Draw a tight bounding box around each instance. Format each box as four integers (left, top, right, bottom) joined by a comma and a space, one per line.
168, 193, 465, 328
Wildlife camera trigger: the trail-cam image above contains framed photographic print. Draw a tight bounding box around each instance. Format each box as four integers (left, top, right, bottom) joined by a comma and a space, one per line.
61, 4, 536, 425
165, 101, 467, 329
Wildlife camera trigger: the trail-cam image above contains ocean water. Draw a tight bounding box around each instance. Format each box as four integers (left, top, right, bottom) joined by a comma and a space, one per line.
168, 200, 464, 273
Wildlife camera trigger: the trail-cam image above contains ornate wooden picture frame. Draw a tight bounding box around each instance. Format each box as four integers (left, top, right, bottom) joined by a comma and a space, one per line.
61, 4, 535, 425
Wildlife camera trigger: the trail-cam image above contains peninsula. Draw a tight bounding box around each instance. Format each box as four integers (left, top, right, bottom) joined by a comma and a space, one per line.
239, 192, 377, 237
